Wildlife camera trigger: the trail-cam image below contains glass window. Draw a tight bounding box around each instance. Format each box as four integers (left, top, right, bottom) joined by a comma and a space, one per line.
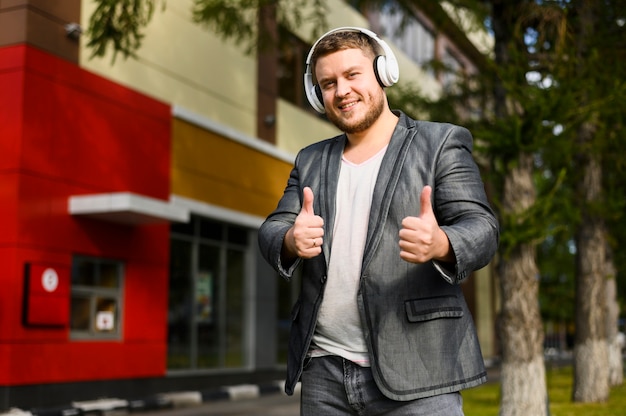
224, 249, 245, 367
196, 243, 221, 368
168, 239, 193, 368
70, 256, 123, 340
199, 218, 222, 240
227, 225, 248, 246
441, 48, 464, 91
277, 25, 310, 110
168, 215, 250, 371
171, 219, 194, 236
378, 1, 436, 69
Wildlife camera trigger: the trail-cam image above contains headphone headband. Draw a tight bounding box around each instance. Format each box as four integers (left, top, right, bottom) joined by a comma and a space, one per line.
303, 26, 400, 114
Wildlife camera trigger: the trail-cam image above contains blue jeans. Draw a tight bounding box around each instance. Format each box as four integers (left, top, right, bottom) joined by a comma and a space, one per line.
300, 356, 464, 416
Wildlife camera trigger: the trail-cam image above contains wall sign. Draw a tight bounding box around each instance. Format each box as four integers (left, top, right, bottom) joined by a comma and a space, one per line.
23, 262, 70, 327
42, 268, 59, 292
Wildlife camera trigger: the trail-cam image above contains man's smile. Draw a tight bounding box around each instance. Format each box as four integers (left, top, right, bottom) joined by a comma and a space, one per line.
339, 100, 358, 110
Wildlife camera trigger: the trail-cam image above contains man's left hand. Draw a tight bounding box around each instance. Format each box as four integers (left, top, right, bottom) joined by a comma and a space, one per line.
399, 186, 453, 263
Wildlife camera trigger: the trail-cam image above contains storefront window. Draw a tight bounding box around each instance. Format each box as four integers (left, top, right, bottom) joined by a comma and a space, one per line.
70, 256, 123, 339
168, 216, 250, 370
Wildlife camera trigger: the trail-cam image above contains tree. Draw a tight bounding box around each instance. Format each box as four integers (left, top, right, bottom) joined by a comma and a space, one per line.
570, 2, 609, 401
410, 2, 565, 413
556, 0, 626, 400
423, 0, 626, 408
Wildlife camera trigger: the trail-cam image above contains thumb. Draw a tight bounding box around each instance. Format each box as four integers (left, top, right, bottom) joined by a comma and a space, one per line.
419, 186, 434, 218
301, 187, 315, 215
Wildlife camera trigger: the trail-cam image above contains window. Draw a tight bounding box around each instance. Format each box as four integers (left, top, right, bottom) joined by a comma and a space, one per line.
70, 256, 123, 339
277, 25, 310, 110
441, 48, 465, 91
168, 216, 251, 370
378, 1, 435, 69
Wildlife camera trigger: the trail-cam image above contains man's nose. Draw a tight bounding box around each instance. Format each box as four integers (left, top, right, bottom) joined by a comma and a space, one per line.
335, 78, 351, 97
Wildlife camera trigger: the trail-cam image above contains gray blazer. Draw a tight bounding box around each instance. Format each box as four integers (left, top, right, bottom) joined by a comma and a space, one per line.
258, 111, 499, 401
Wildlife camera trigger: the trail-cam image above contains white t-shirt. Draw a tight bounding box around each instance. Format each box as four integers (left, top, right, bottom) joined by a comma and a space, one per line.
310, 145, 387, 367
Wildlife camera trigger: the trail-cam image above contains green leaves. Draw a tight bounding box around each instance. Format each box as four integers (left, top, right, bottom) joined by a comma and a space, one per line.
191, 0, 258, 53
86, 0, 164, 62
191, 0, 328, 54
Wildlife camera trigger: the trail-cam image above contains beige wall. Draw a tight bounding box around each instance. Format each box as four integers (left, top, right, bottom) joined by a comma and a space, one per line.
441, 2, 494, 57
276, 99, 342, 154
80, 0, 257, 138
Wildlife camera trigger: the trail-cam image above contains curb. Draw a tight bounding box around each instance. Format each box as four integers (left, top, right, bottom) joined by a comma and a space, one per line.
1, 381, 289, 416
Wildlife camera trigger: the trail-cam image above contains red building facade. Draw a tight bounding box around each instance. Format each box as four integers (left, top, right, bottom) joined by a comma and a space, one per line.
1, 43, 175, 401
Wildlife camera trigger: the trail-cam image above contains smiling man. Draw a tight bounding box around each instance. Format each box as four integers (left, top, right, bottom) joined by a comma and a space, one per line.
258, 27, 499, 415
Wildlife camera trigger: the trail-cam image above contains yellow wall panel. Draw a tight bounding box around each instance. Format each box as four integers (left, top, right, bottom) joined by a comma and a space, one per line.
171, 119, 292, 218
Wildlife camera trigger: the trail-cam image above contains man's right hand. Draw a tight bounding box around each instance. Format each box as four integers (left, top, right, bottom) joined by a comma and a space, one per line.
282, 187, 324, 260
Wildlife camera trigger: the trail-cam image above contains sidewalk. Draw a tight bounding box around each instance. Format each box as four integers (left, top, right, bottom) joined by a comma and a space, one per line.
0, 381, 296, 416
1, 364, 502, 416
133, 390, 300, 416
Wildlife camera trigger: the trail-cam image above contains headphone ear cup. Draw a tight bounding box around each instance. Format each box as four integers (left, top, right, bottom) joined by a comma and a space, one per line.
374, 55, 391, 87
314, 85, 323, 106
309, 84, 325, 113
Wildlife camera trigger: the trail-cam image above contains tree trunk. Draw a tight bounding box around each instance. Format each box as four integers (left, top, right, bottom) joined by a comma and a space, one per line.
498, 153, 547, 416
490, 2, 548, 414
573, 151, 609, 402
571, 0, 610, 401
606, 269, 623, 387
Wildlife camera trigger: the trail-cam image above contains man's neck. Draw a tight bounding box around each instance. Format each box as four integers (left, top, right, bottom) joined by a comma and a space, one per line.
343, 110, 398, 164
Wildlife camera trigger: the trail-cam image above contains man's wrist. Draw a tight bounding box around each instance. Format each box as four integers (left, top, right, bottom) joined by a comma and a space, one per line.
434, 229, 454, 263
281, 227, 298, 265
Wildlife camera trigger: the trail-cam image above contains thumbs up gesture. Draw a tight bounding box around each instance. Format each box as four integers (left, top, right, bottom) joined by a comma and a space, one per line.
283, 187, 324, 260
399, 186, 453, 264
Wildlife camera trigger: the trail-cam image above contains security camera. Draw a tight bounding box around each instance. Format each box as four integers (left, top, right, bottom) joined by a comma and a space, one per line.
65, 22, 82, 40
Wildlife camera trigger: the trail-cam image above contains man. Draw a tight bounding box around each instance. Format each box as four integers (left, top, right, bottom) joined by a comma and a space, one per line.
258, 27, 499, 415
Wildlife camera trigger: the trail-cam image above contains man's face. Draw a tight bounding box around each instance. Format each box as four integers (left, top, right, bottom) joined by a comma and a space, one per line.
314, 48, 385, 134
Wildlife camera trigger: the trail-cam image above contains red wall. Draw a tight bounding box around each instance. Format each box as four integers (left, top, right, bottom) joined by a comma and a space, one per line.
0, 45, 172, 385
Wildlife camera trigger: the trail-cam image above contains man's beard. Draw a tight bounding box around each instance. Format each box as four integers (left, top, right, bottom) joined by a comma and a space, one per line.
326, 91, 385, 134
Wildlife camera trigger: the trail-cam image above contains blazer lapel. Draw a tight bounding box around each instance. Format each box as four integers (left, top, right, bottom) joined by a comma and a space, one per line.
319, 134, 345, 265
362, 117, 417, 271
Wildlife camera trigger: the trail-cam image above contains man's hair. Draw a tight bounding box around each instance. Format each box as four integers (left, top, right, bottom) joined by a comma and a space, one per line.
309, 30, 380, 75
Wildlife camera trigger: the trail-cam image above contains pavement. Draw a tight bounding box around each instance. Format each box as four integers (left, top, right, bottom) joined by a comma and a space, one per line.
132, 391, 300, 416
0, 382, 300, 416
0, 363, 503, 416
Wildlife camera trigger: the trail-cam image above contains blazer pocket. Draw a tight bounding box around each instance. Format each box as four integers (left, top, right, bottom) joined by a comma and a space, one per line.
405, 295, 464, 322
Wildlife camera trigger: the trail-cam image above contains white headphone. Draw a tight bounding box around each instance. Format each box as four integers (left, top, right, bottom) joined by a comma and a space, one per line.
303, 26, 400, 114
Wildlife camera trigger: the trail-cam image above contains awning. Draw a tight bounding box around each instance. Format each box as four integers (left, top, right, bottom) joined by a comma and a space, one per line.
68, 192, 189, 225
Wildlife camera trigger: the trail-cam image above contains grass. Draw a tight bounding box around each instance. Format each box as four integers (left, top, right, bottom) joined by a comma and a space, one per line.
463, 366, 626, 416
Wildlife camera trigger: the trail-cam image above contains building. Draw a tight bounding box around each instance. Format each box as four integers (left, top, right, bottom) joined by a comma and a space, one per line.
0, 0, 495, 409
